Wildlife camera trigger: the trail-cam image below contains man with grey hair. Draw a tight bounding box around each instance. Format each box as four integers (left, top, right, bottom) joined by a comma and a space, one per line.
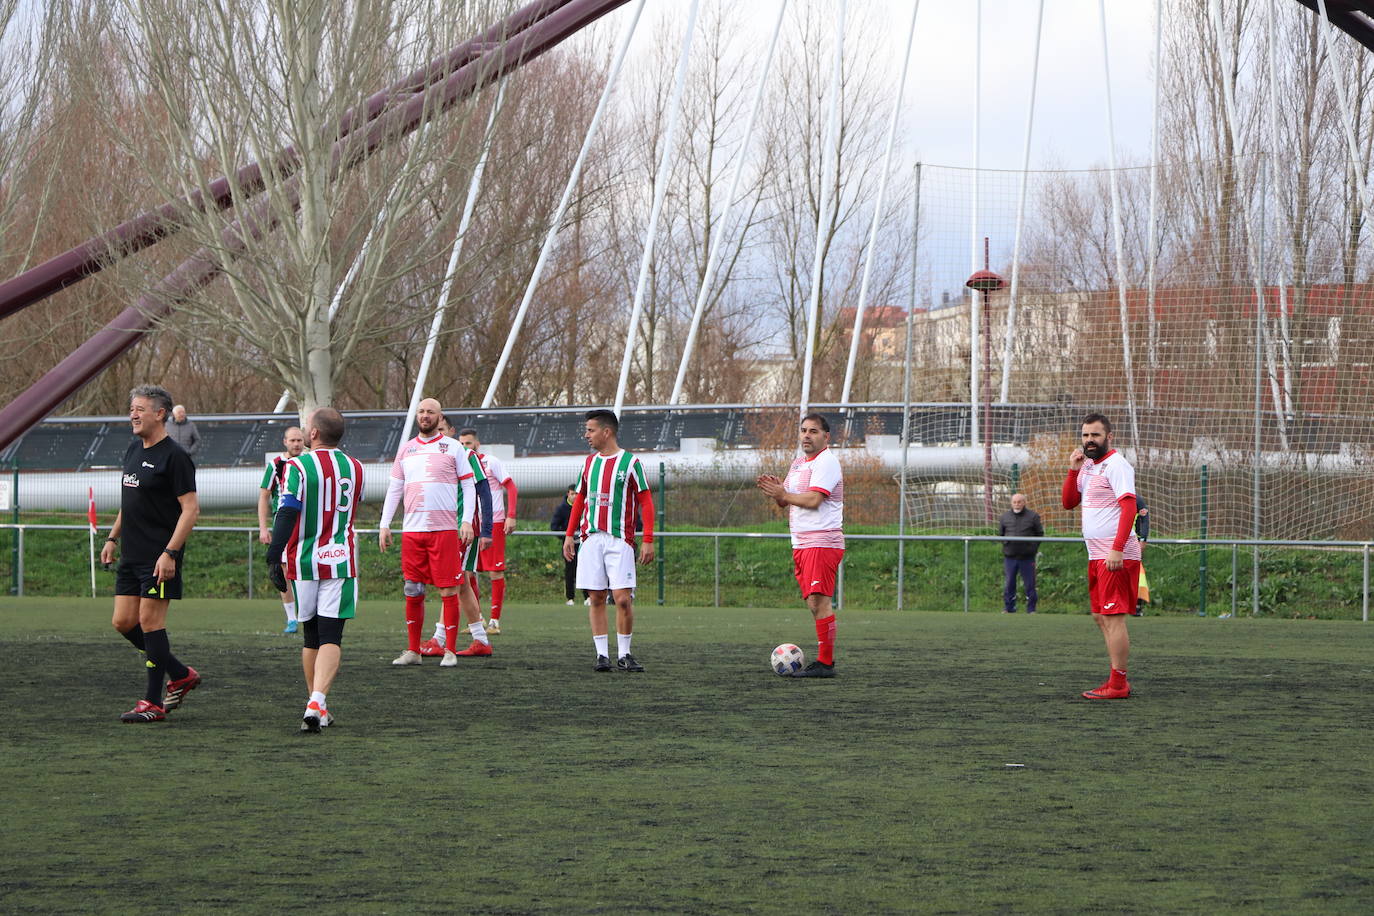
998, 493, 1043, 614
167, 404, 200, 456
100, 385, 201, 723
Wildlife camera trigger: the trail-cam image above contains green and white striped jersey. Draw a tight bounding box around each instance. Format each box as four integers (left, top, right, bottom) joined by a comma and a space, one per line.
281, 448, 365, 580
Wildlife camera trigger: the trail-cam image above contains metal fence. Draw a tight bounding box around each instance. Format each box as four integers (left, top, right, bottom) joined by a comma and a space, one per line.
2, 524, 1369, 620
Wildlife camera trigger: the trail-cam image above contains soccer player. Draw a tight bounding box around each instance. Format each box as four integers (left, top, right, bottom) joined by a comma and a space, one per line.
257, 425, 307, 633
757, 412, 844, 678
1061, 412, 1140, 699
264, 408, 364, 732
457, 427, 518, 635
99, 385, 201, 723
562, 409, 655, 672
380, 398, 493, 666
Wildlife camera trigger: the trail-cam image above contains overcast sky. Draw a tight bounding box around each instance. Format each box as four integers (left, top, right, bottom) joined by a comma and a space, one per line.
641, 0, 1161, 170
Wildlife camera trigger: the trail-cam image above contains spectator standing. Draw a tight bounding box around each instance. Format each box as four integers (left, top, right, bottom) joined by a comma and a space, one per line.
167, 404, 200, 457
550, 484, 586, 605
998, 493, 1043, 614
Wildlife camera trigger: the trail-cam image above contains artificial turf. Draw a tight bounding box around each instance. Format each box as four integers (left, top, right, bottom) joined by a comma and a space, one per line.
0, 598, 1370, 914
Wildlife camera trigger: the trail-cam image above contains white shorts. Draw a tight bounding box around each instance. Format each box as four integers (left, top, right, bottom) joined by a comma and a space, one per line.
575, 532, 637, 592
290, 577, 359, 620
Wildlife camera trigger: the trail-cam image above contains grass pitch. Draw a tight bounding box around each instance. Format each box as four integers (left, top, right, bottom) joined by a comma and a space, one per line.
1, 598, 1371, 914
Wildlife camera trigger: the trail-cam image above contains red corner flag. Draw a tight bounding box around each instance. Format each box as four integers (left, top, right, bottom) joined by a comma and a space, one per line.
87, 487, 98, 533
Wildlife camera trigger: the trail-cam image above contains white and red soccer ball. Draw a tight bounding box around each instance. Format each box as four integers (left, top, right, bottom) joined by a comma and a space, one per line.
771, 643, 804, 676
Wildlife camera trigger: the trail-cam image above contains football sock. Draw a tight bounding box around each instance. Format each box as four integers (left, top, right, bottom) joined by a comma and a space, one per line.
121, 624, 146, 651
405, 595, 425, 652
310, 690, 327, 711
1108, 668, 1128, 688
432, 621, 445, 643
490, 579, 505, 621
143, 628, 189, 681
617, 632, 632, 658
815, 614, 837, 666
593, 634, 609, 658
282, 600, 296, 623
144, 655, 165, 705
469, 619, 490, 646
441, 594, 461, 652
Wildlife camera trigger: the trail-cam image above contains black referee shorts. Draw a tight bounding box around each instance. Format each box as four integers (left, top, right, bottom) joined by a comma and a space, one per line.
115, 560, 184, 601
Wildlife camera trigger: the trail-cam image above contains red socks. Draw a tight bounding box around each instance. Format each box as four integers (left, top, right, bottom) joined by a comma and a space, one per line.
490, 579, 505, 621
1108, 667, 1128, 688
441, 594, 460, 652
815, 614, 837, 665
405, 595, 425, 652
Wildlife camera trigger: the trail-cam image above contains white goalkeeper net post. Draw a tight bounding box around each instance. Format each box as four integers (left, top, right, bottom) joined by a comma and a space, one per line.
896, 163, 922, 612
482, 0, 647, 409
799, 0, 846, 419
613, 0, 701, 416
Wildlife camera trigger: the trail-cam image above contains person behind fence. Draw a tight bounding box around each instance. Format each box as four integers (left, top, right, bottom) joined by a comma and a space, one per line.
167, 404, 201, 456
257, 425, 307, 634
998, 492, 1043, 614
263, 407, 365, 733
550, 484, 587, 606
1061, 412, 1140, 700
100, 384, 202, 723
756, 412, 844, 678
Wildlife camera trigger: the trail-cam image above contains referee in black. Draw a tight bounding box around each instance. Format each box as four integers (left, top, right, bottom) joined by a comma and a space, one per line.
99, 385, 202, 723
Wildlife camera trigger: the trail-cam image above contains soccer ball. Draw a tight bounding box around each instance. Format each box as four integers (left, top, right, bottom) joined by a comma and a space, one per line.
771, 643, 805, 676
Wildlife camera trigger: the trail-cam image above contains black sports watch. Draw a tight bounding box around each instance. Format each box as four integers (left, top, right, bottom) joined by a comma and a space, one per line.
163, 547, 184, 561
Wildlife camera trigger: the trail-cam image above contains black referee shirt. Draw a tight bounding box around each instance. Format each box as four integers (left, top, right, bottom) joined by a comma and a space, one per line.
120, 437, 196, 565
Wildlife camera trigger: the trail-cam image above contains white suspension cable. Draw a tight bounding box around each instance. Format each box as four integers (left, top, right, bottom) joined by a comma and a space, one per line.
839, 1, 921, 407
1266, 0, 1293, 417
613, 0, 702, 414
798, 0, 845, 417
402, 82, 507, 443
481, 0, 648, 408
1143, 0, 1162, 408
670, 0, 789, 405
1209, 0, 1289, 449
1097, 0, 1141, 447
997, 0, 1044, 404
969, 0, 982, 445
1316, 0, 1374, 219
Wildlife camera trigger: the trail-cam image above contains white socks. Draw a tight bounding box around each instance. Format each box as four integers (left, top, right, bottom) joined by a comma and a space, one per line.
469, 620, 489, 645
593, 634, 609, 658
617, 632, 633, 658
309, 690, 326, 710
283, 601, 296, 623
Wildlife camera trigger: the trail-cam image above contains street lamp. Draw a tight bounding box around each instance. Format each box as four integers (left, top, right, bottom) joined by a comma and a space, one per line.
966, 239, 1006, 523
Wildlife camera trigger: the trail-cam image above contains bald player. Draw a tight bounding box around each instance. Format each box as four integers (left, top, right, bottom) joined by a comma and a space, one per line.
259, 425, 308, 633
380, 399, 493, 666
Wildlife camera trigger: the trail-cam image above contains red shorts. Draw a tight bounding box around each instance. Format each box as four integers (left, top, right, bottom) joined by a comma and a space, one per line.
1087, 558, 1141, 615
478, 525, 507, 572
402, 530, 461, 588
793, 547, 844, 598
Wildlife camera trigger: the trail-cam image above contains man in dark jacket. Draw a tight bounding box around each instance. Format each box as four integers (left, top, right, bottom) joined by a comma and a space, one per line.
998, 493, 1043, 613
550, 485, 584, 605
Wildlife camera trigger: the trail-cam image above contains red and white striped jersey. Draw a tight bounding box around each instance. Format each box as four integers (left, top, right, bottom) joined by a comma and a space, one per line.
1077, 449, 1141, 561
785, 447, 844, 549
474, 452, 512, 522
576, 450, 649, 541
380, 434, 481, 533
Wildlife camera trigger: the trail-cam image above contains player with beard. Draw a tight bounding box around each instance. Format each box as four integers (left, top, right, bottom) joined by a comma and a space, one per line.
100, 385, 201, 722
1061, 412, 1140, 699
380, 399, 492, 666
757, 413, 845, 678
